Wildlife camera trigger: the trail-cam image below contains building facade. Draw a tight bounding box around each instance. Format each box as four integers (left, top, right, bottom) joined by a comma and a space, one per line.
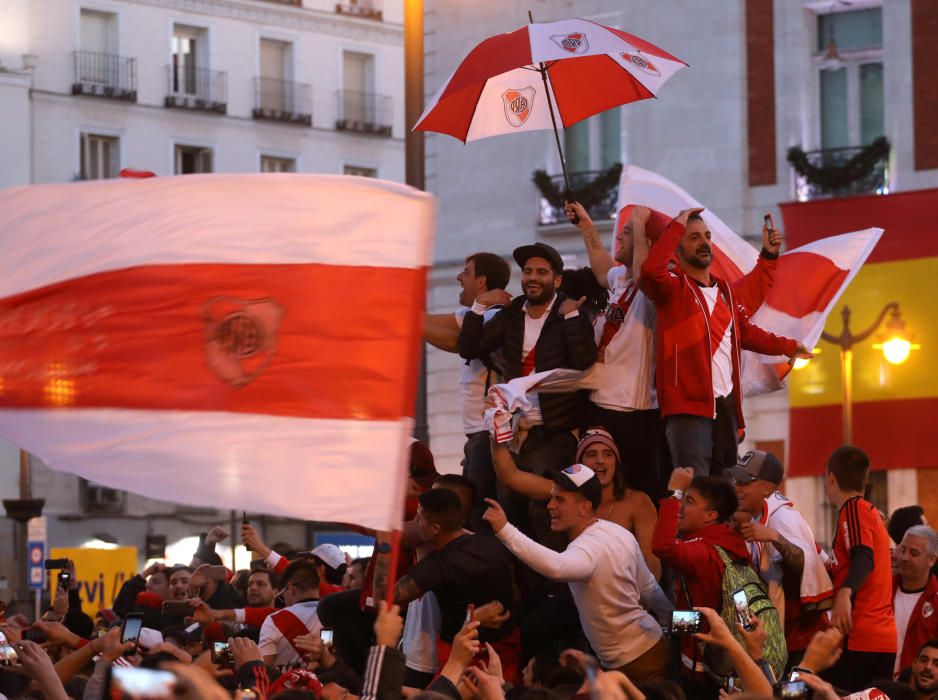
422, 0, 938, 540
0, 0, 402, 592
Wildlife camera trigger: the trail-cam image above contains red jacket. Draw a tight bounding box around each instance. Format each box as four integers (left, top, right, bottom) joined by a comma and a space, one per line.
653, 497, 753, 674
893, 574, 938, 673
639, 220, 798, 427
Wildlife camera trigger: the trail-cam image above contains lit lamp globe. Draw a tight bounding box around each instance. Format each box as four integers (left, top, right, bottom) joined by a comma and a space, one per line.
873, 309, 920, 366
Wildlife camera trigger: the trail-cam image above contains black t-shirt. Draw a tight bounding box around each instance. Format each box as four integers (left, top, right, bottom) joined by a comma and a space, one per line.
409, 532, 515, 643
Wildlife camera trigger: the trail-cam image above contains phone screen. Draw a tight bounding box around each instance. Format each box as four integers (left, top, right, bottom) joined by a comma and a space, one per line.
764, 214, 774, 231
110, 666, 176, 698
778, 680, 808, 699
464, 604, 474, 626
121, 615, 144, 646
670, 610, 702, 634
732, 590, 753, 630
0, 632, 19, 666
212, 641, 233, 666
320, 628, 334, 645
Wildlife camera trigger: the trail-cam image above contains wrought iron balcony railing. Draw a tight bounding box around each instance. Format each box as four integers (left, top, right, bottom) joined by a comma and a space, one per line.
71, 50, 137, 101
793, 144, 889, 201
537, 170, 618, 226
165, 66, 227, 114
252, 78, 312, 126
336, 2, 383, 21
336, 90, 392, 136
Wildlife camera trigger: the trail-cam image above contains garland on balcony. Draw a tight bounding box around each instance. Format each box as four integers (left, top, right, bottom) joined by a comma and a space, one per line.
532, 162, 623, 210
786, 137, 889, 193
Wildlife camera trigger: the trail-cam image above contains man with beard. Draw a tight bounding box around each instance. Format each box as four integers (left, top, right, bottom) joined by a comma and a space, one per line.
458, 241, 597, 476
908, 641, 938, 699
639, 209, 811, 475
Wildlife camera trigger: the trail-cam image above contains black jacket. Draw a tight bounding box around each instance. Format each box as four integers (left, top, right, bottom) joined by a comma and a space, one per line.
458, 291, 597, 432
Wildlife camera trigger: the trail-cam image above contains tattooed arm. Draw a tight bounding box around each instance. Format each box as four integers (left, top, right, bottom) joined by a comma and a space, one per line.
391, 575, 423, 606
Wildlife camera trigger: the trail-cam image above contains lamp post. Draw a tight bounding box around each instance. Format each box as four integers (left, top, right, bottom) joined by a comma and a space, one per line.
818, 302, 918, 444
404, 0, 429, 444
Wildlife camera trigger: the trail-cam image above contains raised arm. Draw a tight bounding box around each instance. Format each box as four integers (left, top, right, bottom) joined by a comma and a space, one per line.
566, 201, 615, 288
628, 490, 662, 580
484, 501, 595, 582
491, 441, 553, 501
639, 209, 700, 303
457, 293, 511, 361
424, 313, 461, 352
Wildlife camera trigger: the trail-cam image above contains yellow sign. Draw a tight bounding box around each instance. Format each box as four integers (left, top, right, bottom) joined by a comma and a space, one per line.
50, 547, 138, 617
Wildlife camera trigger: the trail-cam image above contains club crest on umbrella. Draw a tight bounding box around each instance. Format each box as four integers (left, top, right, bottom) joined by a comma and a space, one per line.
550, 32, 589, 54
502, 87, 535, 127
622, 52, 661, 77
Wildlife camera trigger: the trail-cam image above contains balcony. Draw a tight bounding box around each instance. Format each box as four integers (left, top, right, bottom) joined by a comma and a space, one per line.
536, 170, 619, 226
252, 78, 312, 126
336, 91, 392, 137
791, 140, 889, 201
165, 66, 227, 114
71, 50, 137, 102
336, 1, 383, 21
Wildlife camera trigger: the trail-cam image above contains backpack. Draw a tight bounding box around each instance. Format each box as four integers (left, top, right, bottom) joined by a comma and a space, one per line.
712, 545, 788, 681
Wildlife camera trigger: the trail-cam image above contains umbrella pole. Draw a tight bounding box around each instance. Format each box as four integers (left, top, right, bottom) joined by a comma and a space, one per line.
537, 65, 578, 222
529, 9, 577, 221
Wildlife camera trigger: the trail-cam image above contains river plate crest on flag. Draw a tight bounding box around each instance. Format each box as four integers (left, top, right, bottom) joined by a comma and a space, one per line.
203, 296, 284, 389
502, 87, 535, 127
550, 32, 589, 54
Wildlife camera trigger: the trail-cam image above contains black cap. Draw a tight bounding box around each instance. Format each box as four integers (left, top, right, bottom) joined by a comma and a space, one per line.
726, 450, 784, 485
550, 464, 602, 510
512, 242, 564, 275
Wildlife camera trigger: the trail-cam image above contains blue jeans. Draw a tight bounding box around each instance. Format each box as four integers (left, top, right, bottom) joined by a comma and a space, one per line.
665, 397, 739, 477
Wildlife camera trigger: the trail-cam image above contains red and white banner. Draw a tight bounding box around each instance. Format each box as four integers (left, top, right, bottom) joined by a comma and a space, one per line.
615, 165, 881, 394
0, 174, 436, 530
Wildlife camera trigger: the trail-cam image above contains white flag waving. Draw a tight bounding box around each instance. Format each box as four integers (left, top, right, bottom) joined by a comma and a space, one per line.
0, 174, 436, 531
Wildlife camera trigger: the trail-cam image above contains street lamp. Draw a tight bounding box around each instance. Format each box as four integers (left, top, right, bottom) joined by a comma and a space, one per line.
814, 302, 918, 444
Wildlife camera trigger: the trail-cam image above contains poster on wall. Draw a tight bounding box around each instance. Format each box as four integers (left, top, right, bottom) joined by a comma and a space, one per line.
50, 546, 138, 617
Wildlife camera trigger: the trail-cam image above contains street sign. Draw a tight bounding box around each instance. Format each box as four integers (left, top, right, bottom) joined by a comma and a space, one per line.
27, 515, 47, 592
28, 541, 44, 590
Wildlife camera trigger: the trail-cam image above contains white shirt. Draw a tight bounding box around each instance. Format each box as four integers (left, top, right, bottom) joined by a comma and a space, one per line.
895, 587, 924, 674
455, 307, 501, 434
748, 493, 822, 632
517, 295, 557, 425
497, 519, 672, 669
258, 599, 322, 667
700, 286, 734, 398
590, 267, 657, 411
401, 591, 441, 673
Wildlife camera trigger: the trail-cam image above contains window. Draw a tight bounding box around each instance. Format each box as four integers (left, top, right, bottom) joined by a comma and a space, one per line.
342, 51, 375, 122
174, 145, 213, 174
261, 156, 296, 173
78, 9, 117, 85
80, 133, 119, 180
258, 39, 294, 112
563, 109, 621, 173
343, 164, 377, 177
172, 25, 206, 96
816, 7, 884, 149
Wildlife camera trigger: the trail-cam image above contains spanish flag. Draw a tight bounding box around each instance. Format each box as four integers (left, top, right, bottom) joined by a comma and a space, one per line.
781, 189, 938, 477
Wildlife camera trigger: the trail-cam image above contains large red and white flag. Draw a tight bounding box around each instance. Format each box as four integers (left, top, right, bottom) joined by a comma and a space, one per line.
0, 174, 436, 531
615, 165, 882, 394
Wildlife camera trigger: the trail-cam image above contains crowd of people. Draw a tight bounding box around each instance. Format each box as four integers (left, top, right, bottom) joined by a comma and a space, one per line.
0, 204, 932, 700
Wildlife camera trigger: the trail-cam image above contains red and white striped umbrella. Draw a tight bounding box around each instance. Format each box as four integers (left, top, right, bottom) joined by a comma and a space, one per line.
414, 17, 687, 144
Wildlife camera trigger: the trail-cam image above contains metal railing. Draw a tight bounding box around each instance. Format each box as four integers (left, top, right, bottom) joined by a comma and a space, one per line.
335, 90, 392, 136
335, 2, 383, 21
71, 50, 137, 101
165, 65, 227, 114
793, 145, 889, 201
252, 78, 312, 126
537, 170, 618, 226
